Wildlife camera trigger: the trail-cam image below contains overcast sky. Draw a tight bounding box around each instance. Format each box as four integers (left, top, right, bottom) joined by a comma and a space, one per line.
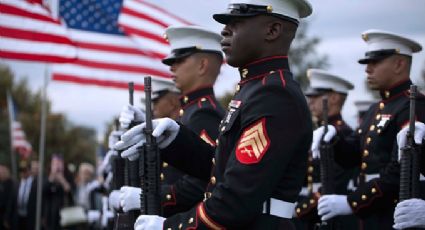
2, 0, 425, 141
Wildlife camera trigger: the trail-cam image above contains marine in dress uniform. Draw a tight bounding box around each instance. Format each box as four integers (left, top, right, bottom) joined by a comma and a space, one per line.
295, 69, 358, 229
316, 30, 425, 229
117, 0, 314, 229
160, 26, 226, 217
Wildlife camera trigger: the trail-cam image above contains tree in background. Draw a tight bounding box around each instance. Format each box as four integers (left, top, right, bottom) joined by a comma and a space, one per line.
0, 66, 97, 176
219, 22, 329, 107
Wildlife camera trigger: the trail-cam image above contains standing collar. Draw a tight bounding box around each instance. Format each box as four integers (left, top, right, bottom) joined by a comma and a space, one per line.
379, 79, 412, 100
238, 56, 290, 81
180, 86, 214, 107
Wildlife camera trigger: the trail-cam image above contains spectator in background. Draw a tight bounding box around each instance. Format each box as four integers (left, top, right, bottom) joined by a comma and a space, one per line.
0, 164, 16, 230
75, 162, 96, 210
42, 154, 74, 229
16, 160, 37, 230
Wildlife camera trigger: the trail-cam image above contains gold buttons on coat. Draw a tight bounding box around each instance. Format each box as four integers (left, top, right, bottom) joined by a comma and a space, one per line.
361, 195, 367, 200
160, 173, 164, 181
366, 137, 372, 144
302, 203, 307, 208
376, 114, 381, 120
210, 177, 216, 185
361, 162, 367, 170
236, 84, 240, 91
384, 91, 390, 98
358, 129, 363, 134
379, 102, 385, 110
369, 125, 375, 131
371, 188, 377, 194
241, 69, 248, 78
352, 202, 358, 207
179, 109, 184, 116
188, 218, 194, 224
183, 96, 189, 103
308, 166, 314, 173
162, 162, 168, 168
166, 194, 172, 200
310, 199, 315, 204
363, 150, 369, 157
201, 97, 207, 102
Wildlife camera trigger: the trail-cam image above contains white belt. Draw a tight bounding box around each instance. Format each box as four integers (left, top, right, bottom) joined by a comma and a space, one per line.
299, 182, 321, 196
262, 198, 295, 219
365, 173, 425, 182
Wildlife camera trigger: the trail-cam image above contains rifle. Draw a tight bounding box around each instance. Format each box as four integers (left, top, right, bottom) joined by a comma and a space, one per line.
113, 82, 139, 230
399, 85, 420, 202
315, 96, 340, 230
139, 76, 162, 215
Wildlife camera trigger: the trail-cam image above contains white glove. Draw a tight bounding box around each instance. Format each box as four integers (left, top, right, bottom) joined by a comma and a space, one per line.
393, 198, 425, 229
119, 186, 142, 212
119, 105, 145, 129
87, 210, 100, 223
101, 196, 114, 227
134, 215, 165, 230
108, 190, 121, 210
397, 121, 425, 161
114, 118, 180, 161
98, 150, 118, 175
109, 130, 124, 149
311, 125, 337, 159
318, 195, 352, 221
86, 180, 101, 194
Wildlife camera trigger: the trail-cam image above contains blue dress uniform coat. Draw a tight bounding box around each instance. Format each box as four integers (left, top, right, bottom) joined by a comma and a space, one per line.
161, 87, 225, 217
160, 56, 312, 229
332, 80, 425, 229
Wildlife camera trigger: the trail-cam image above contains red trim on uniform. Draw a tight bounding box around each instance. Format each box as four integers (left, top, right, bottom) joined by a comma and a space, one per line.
242, 56, 288, 67
162, 185, 177, 207
186, 205, 200, 230
206, 96, 217, 109
352, 181, 383, 213
400, 115, 418, 129
381, 91, 406, 103
199, 130, 216, 147
235, 118, 271, 164
278, 69, 286, 87
196, 203, 225, 230
261, 75, 267, 85
181, 85, 214, 98
239, 73, 268, 85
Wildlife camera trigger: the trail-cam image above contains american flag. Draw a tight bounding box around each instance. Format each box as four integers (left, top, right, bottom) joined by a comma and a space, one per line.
0, 0, 76, 63
51, 0, 191, 91
6, 92, 33, 159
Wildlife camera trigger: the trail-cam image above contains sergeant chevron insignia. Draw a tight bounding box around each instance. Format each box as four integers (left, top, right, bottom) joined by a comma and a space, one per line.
200, 129, 216, 147
236, 118, 270, 164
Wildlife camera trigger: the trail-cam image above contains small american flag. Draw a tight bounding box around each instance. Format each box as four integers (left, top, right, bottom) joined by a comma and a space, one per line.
7, 92, 32, 159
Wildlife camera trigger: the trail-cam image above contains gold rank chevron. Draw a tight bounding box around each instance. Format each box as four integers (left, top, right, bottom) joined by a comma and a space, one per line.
237, 119, 269, 159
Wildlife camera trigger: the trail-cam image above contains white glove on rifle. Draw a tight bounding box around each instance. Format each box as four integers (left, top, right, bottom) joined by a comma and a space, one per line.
98, 150, 118, 175
396, 121, 425, 161
119, 186, 142, 212
393, 198, 425, 229
114, 118, 180, 161
311, 125, 337, 159
318, 195, 352, 221
108, 130, 124, 149
134, 215, 165, 230
87, 210, 100, 224
108, 190, 121, 210
119, 105, 145, 129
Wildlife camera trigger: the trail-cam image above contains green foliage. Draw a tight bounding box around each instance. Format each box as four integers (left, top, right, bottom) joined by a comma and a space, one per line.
0, 66, 97, 174
289, 23, 329, 90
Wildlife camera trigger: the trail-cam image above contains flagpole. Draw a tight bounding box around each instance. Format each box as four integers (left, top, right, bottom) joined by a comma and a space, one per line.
6, 91, 18, 182
35, 64, 49, 230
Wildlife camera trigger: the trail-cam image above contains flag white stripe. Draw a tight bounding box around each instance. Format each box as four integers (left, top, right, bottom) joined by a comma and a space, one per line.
0, 14, 68, 36
0, 37, 77, 57
1, 0, 53, 17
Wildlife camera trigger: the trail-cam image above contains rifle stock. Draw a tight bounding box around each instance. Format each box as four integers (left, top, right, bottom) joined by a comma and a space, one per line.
316, 96, 340, 230
139, 76, 161, 215
399, 85, 420, 202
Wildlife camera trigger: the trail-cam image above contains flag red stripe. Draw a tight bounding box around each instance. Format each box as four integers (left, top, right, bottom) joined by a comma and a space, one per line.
0, 2, 61, 24
0, 26, 74, 44
75, 41, 166, 59
121, 7, 168, 28
119, 24, 168, 45
0, 50, 75, 63
74, 59, 171, 78
134, 0, 193, 25
52, 74, 145, 91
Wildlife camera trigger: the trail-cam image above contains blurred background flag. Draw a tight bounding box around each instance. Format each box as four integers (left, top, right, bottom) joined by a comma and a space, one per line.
51, 0, 192, 91
0, 0, 77, 63
6, 92, 33, 160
